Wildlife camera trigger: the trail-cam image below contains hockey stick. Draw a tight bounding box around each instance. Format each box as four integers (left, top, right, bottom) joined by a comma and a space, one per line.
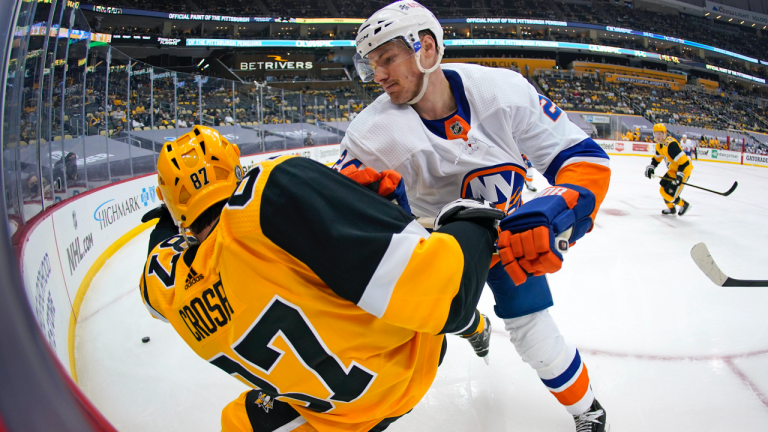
690, 243, 768, 287
652, 175, 737, 196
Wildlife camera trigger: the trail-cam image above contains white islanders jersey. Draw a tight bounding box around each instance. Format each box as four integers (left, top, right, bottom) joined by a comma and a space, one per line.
334, 63, 606, 217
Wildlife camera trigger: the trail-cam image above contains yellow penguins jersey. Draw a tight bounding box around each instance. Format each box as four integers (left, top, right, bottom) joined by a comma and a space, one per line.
140, 155, 495, 432
652, 136, 692, 174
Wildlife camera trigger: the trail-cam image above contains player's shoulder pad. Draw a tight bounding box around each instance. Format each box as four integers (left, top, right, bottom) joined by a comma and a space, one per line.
143, 234, 188, 292
343, 94, 429, 169
345, 94, 413, 139
442, 63, 532, 111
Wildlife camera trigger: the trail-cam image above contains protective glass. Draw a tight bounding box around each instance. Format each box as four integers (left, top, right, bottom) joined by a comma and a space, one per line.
354, 38, 415, 82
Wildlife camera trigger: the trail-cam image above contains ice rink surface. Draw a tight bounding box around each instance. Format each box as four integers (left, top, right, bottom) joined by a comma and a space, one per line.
75, 155, 768, 431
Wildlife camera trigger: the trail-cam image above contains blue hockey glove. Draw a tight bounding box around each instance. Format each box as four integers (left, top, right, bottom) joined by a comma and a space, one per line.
497, 184, 596, 285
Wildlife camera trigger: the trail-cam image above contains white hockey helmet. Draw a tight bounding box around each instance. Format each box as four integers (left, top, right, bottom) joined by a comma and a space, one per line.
354, 1, 444, 104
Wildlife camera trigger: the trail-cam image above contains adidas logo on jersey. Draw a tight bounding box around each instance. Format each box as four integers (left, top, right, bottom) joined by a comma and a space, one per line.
185, 267, 203, 290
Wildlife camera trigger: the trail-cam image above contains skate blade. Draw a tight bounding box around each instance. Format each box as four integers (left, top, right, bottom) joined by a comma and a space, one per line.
483, 356, 490, 366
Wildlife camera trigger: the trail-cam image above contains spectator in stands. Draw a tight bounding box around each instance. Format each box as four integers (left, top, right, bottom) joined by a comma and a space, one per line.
24, 174, 41, 199
52, 152, 82, 190
303, 132, 315, 147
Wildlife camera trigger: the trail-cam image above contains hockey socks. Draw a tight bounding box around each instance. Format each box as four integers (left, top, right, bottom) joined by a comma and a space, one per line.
504, 310, 594, 416
538, 344, 594, 415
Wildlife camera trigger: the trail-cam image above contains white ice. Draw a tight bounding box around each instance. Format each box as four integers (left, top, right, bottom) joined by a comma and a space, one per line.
75, 155, 768, 431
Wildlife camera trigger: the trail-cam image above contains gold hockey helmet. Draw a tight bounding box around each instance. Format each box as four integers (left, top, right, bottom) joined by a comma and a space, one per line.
653, 123, 667, 134
156, 126, 242, 228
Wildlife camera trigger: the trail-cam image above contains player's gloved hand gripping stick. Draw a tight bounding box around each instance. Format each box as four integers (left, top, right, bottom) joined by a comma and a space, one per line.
497, 185, 596, 285
341, 166, 412, 214
434, 198, 505, 236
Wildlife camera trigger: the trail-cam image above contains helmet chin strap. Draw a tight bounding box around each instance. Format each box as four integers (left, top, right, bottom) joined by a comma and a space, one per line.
407, 49, 443, 105
178, 223, 199, 249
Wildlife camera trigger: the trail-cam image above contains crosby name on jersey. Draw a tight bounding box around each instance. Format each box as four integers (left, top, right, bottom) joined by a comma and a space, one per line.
334, 63, 611, 220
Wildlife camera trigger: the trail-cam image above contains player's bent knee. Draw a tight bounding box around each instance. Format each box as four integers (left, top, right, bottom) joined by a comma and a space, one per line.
504, 310, 565, 367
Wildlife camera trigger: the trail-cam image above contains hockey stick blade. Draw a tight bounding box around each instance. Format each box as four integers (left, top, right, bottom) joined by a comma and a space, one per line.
721, 181, 738, 197
690, 243, 768, 287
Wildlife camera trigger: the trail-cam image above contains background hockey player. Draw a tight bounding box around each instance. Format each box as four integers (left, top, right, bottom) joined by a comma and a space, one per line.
336, 2, 612, 430
680, 134, 694, 161
140, 126, 504, 432
645, 123, 692, 216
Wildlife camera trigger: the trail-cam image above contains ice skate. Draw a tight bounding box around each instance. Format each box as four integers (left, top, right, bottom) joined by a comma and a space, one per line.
462, 314, 491, 364
678, 201, 691, 216
573, 398, 609, 432
661, 207, 677, 216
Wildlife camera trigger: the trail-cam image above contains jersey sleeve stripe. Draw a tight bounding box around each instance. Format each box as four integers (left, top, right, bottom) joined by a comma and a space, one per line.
273, 417, 308, 432
260, 157, 417, 306
560, 156, 611, 170
142, 276, 169, 322
673, 151, 684, 162
542, 138, 609, 185
357, 220, 430, 318
449, 308, 480, 335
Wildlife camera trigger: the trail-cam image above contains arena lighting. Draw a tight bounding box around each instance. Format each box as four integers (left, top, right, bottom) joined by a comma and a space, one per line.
705, 12, 710, 16
717, 15, 721, 18
197, 59, 205, 66
202, 64, 210, 69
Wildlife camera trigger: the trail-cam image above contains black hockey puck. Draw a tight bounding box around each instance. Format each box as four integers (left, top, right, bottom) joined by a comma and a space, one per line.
142, 336, 150, 343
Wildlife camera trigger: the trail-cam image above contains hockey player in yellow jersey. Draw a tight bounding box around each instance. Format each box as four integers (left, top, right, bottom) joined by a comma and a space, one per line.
139, 126, 504, 432
644, 123, 692, 216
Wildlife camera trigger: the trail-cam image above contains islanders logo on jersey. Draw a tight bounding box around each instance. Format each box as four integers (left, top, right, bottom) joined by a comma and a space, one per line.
461, 163, 527, 214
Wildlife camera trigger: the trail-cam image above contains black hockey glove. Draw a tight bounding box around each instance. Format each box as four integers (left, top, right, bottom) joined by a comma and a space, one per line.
674, 171, 685, 185
434, 198, 505, 236
142, 205, 181, 255
644, 165, 655, 179
142, 204, 176, 228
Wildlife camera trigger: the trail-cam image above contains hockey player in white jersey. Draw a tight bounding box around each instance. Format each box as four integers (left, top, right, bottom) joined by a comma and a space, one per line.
334, 2, 612, 431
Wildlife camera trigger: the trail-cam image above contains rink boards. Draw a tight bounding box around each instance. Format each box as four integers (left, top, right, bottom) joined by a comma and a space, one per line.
15, 140, 768, 384
16, 144, 341, 381
594, 139, 768, 167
